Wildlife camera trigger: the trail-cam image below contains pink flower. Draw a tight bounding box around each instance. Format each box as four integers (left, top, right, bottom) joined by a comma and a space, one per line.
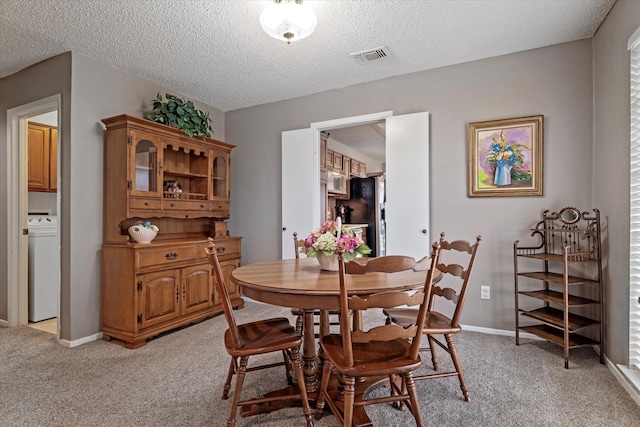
302, 220, 372, 261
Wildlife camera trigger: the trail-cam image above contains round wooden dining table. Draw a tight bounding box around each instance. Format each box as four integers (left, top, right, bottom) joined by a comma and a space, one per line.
231, 257, 441, 390
231, 257, 441, 424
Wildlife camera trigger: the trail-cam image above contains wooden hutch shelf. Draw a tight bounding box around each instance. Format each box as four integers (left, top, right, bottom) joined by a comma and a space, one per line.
100, 114, 242, 349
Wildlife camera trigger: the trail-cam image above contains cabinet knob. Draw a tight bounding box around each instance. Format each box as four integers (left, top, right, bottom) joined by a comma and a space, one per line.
165, 252, 178, 260
216, 247, 226, 253
422, 229, 427, 234
200, 204, 204, 208
170, 203, 175, 207
282, 227, 287, 231
144, 202, 149, 206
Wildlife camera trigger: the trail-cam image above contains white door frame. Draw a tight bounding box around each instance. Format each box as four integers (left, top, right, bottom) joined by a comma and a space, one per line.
311, 112, 393, 215
6, 94, 61, 332
310, 111, 393, 139
310, 111, 393, 218
310, 111, 393, 221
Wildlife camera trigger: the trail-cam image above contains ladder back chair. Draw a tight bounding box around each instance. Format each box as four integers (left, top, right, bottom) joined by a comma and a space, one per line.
205, 240, 313, 427
315, 243, 442, 427
291, 231, 341, 337
384, 232, 482, 402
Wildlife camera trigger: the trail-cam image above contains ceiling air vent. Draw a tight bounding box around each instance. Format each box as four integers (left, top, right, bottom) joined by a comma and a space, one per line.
350, 46, 389, 64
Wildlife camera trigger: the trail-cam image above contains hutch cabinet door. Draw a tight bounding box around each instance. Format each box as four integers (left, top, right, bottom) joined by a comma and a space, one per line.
129, 130, 163, 198
138, 270, 180, 330
181, 264, 214, 315
218, 259, 240, 300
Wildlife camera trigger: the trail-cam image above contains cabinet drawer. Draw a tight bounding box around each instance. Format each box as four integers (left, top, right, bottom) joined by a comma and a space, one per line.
130, 198, 162, 210
163, 199, 209, 211
137, 244, 198, 269
197, 239, 240, 259
210, 200, 229, 214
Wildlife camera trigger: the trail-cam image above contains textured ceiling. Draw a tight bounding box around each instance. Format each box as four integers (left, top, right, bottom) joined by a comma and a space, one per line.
0, 0, 615, 112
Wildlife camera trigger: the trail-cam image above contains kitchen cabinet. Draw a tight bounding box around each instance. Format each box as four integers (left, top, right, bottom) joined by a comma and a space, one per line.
333, 151, 343, 169
28, 122, 57, 192
348, 158, 367, 178
49, 128, 58, 191
320, 134, 327, 171
101, 114, 242, 348
514, 207, 603, 368
350, 159, 360, 176
326, 149, 334, 168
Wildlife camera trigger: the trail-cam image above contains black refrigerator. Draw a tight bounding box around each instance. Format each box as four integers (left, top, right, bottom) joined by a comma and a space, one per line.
347, 175, 386, 257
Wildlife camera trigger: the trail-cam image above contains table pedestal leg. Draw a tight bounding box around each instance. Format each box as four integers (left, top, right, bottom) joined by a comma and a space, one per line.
302, 309, 318, 392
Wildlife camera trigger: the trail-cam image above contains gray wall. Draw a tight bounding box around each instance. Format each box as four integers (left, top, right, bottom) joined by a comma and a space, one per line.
593, 0, 640, 365
67, 54, 225, 340
226, 39, 595, 342
0, 53, 72, 323
0, 52, 224, 341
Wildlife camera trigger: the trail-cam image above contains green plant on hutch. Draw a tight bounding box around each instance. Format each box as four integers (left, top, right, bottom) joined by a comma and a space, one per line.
147, 93, 214, 137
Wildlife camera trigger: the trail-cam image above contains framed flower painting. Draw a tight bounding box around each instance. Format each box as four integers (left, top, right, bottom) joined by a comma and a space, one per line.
467, 115, 543, 197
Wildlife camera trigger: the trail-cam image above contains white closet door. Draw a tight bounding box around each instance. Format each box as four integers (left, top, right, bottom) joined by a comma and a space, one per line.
385, 112, 430, 259
281, 128, 318, 259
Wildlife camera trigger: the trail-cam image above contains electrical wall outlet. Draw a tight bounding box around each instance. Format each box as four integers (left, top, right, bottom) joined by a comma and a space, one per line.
481, 285, 490, 300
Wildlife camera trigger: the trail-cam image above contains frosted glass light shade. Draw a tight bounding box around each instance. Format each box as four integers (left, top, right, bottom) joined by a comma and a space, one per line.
260, 0, 317, 43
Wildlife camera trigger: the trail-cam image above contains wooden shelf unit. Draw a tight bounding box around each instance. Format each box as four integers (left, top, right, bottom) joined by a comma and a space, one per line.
514, 207, 604, 368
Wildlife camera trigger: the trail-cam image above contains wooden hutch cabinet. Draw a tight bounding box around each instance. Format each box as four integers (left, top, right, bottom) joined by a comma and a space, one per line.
100, 114, 242, 349
514, 207, 603, 368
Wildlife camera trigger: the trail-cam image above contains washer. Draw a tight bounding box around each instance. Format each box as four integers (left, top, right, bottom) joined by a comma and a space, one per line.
28, 214, 59, 322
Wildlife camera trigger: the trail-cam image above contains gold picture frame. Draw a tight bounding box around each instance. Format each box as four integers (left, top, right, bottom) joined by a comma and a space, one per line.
467, 115, 543, 197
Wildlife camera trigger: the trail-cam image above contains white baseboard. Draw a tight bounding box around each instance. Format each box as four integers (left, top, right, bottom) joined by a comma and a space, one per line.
0, 319, 9, 328
58, 331, 103, 348
461, 324, 543, 340
610, 361, 640, 406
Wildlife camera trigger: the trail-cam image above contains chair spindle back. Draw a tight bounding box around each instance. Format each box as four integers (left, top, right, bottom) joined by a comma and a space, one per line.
337, 243, 441, 367
430, 232, 482, 327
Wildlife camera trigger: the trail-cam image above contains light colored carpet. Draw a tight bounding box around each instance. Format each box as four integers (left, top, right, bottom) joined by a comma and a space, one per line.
1, 300, 639, 426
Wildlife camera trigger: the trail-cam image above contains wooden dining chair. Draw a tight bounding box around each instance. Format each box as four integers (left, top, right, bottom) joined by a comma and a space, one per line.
383, 232, 482, 402
205, 240, 313, 427
315, 244, 441, 427
291, 231, 341, 337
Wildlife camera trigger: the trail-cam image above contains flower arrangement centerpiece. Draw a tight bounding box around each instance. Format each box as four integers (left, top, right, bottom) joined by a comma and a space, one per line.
302, 220, 371, 271
128, 221, 160, 244
484, 131, 528, 186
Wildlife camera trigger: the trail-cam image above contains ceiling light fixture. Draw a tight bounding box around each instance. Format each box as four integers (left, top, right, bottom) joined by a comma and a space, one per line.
260, 0, 317, 44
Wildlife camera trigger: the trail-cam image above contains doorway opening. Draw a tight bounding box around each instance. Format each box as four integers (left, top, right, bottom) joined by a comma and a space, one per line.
6, 95, 61, 340
320, 120, 386, 257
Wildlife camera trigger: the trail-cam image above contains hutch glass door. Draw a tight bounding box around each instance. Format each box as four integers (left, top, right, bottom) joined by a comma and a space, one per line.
131, 136, 161, 197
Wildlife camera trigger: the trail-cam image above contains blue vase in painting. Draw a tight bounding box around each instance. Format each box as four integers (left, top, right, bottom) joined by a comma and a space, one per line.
494, 164, 513, 186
